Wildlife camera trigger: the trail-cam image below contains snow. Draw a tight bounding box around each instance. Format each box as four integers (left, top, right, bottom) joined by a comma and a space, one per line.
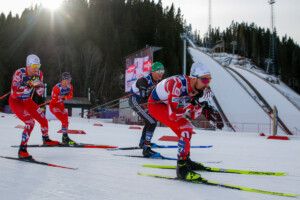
1, 113, 300, 200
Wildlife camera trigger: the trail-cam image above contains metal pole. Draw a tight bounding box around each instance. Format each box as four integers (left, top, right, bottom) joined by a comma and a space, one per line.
180, 33, 187, 76
44, 83, 47, 97
183, 38, 186, 75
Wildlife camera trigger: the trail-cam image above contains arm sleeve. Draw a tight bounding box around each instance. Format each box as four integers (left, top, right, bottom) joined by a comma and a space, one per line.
136, 77, 148, 101
35, 71, 44, 97
65, 85, 73, 100
11, 70, 31, 98
69, 85, 73, 99
51, 86, 63, 103
166, 79, 193, 120
190, 105, 203, 120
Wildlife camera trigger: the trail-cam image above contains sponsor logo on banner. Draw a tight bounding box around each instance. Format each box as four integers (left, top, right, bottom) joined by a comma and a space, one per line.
143, 60, 152, 72
127, 65, 136, 73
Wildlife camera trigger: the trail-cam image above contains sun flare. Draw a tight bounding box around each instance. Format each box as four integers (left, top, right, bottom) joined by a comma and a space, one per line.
42, 0, 63, 11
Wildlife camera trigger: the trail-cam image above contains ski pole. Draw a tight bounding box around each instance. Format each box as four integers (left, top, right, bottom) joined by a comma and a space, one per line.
85, 84, 158, 114
87, 93, 198, 116
0, 92, 10, 100
39, 100, 51, 107
31, 88, 35, 99
87, 90, 140, 113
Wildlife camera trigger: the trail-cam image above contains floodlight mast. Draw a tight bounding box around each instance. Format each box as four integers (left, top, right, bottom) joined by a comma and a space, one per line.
268, 0, 276, 75
268, 0, 275, 33
208, 0, 212, 35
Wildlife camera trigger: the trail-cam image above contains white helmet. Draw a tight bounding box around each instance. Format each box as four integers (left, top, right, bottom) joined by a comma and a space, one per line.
26, 54, 40, 67
190, 62, 211, 78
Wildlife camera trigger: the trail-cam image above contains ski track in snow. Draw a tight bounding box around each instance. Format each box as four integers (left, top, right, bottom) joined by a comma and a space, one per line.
1, 113, 300, 200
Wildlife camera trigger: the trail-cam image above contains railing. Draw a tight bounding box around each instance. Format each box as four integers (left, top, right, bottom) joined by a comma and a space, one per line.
294, 127, 300, 135
193, 121, 271, 134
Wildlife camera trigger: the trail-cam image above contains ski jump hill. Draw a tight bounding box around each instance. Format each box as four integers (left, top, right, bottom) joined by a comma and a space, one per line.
188, 47, 300, 135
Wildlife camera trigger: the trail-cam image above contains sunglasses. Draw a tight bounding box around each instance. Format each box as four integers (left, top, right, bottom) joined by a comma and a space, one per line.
199, 78, 212, 84
64, 78, 72, 81
155, 69, 165, 74
30, 64, 41, 69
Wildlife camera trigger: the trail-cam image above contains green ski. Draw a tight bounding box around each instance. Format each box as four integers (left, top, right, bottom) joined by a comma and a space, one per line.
142, 164, 288, 176
137, 172, 298, 198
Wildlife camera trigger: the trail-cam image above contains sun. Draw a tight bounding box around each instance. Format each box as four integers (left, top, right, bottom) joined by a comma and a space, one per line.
42, 0, 63, 11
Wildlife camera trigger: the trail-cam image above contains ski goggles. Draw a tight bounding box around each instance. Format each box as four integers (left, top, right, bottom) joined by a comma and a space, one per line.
30, 64, 41, 69
154, 69, 165, 74
199, 77, 212, 84
64, 78, 72, 81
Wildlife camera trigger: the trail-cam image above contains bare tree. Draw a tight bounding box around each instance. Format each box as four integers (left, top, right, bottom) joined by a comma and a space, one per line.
81, 41, 103, 99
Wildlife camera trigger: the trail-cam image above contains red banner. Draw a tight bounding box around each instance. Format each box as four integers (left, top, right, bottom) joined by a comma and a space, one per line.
127, 65, 136, 73
143, 60, 152, 72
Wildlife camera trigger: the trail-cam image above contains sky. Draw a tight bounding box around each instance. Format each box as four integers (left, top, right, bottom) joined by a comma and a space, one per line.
158, 0, 300, 44
0, 0, 299, 44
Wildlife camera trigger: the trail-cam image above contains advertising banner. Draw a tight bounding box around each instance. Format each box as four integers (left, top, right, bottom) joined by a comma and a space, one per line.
125, 47, 152, 92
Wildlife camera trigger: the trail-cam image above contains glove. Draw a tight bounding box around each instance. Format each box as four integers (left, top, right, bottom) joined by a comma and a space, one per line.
28, 77, 41, 88
64, 95, 71, 100
216, 121, 224, 130
191, 105, 202, 119
55, 97, 64, 103
207, 110, 224, 130
169, 103, 193, 120
197, 88, 214, 103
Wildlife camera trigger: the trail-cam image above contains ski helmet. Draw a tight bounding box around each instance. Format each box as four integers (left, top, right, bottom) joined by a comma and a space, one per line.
151, 62, 164, 72
190, 62, 211, 78
26, 54, 40, 67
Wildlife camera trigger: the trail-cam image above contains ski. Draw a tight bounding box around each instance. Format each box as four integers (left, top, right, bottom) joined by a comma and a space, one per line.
113, 154, 177, 160
108, 145, 212, 151
137, 172, 298, 198
142, 164, 288, 176
113, 154, 222, 163
11, 143, 117, 149
0, 156, 77, 170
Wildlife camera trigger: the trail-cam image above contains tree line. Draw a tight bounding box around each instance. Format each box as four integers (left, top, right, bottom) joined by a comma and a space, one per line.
0, 0, 193, 107
200, 21, 300, 93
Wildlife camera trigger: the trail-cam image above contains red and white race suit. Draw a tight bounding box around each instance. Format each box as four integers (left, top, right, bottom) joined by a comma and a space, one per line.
148, 75, 203, 159
9, 67, 48, 146
49, 83, 73, 133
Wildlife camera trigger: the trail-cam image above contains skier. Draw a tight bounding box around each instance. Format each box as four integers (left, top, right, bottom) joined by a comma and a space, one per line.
129, 62, 164, 157
9, 54, 59, 159
148, 62, 213, 180
49, 72, 76, 145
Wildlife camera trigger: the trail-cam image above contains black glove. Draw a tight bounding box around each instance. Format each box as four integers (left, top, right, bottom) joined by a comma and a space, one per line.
202, 103, 224, 130
206, 110, 224, 130
190, 97, 199, 106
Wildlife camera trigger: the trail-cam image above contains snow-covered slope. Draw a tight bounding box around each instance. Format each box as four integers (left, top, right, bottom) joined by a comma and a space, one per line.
188, 48, 275, 133
0, 113, 300, 200
189, 47, 300, 135
230, 66, 300, 134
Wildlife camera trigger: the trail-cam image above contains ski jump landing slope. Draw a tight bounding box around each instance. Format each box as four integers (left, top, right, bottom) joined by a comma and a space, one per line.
230, 66, 300, 134
189, 48, 279, 134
